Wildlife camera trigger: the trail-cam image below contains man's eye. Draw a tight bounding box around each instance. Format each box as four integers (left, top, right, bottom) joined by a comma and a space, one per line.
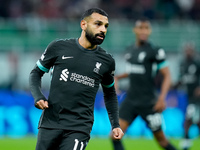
96, 23, 101, 26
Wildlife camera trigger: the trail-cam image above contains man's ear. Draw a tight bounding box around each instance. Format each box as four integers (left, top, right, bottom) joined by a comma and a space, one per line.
80, 20, 87, 30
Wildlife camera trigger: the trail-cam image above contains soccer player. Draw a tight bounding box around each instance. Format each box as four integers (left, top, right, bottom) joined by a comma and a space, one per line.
111, 18, 177, 150
29, 8, 124, 150
176, 43, 200, 150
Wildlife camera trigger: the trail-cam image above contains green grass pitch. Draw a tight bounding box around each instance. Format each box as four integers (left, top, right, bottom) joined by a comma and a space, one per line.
0, 137, 199, 150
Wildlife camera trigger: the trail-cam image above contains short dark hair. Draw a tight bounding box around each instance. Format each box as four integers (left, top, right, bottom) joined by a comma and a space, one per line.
81, 8, 108, 21
135, 17, 151, 27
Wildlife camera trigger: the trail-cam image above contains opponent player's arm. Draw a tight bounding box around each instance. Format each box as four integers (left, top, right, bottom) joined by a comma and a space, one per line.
115, 73, 129, 80
159, 66, 171, 99
154, 48, 171, 112
29, 66, 48, 109
114, 73, 129, 93
154, 66, 171, 112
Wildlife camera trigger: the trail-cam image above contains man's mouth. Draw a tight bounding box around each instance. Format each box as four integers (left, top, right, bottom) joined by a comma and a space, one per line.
97, 36, 104, 40
96, 34, 105, 40
139, 34, 148, 40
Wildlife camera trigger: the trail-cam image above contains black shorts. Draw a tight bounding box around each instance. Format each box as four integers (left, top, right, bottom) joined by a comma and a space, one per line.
36, 128, 90, 150
119, 99, 162, 132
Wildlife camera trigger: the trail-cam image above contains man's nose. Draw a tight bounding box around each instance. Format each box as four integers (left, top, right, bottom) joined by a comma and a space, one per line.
100, 26, 107, 33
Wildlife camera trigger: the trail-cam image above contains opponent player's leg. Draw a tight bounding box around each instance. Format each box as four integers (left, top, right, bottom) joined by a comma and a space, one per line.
180, 119, 193, 150
184, 118, 192, 140
59, 130, 90, 150
142, 109, 177, 150
153, 130, 177, 150
111, 100, 137, 150
198, 121, 200, 135
36, 128, 63, 150
180, 104, 197, 150
197, 105, 200, 136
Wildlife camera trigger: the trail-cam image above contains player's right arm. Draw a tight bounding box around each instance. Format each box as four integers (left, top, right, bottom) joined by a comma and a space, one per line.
29, 40, 57, 109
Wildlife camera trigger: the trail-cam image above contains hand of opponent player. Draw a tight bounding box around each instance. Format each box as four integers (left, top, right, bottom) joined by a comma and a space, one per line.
111, 127, 124, 140
153, 95, 166, 113
35, 100, 49, 110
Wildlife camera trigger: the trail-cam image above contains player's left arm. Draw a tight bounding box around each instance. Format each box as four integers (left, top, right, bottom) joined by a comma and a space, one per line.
153, 48, 171, 112
101, 59, 124, 140
102, 85, 124, 140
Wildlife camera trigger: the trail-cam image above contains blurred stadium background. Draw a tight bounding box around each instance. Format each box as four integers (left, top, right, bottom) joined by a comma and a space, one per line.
0, 0, 200, 149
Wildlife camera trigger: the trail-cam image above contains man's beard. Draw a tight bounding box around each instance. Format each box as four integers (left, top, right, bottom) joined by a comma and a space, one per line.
85, 29, 105, 45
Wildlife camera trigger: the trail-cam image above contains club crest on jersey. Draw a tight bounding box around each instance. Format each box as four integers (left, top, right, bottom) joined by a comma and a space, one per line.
138, 51, 146, 63
93, 62, 102, 74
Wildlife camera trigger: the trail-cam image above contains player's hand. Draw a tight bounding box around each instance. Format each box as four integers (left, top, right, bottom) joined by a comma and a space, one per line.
154, 96, 166, 112
35, 100, 49, 110
111, 127, 124, 140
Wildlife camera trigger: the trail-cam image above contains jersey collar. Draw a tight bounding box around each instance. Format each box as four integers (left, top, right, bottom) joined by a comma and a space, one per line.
76, 38, 99, 52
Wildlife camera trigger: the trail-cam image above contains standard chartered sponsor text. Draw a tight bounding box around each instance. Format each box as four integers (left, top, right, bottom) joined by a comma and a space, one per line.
70, 73, 95, 87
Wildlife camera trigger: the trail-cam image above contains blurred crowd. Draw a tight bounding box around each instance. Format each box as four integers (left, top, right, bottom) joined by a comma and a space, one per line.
0, 0, 200, 20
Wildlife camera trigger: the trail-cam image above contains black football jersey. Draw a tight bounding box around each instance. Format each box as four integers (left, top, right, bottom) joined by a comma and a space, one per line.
180, 58, 200, 101
124, 42, 168, 106
36, 38, 115, 134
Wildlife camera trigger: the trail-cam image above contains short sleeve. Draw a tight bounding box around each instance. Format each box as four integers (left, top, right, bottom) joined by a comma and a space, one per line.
36, 41, 57, 73
101, 59, 115, 88
154, 48, 168, 70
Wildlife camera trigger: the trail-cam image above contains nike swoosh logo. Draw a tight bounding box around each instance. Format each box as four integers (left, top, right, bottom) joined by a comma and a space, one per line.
62, 56, 74, 59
